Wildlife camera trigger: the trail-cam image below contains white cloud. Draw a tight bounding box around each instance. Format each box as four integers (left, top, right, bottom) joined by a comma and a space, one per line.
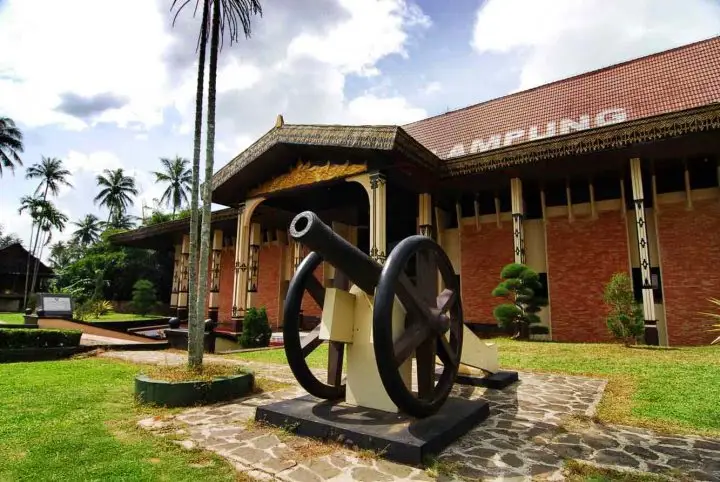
421, 81, 442, 95
287, 0, 430, 76
64, 151, 124, 176
346, 95, 426, 124
472, 0, 720, 90
0, 0, 172, 130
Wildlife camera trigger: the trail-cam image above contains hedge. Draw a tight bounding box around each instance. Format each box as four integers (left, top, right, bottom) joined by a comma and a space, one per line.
0, 329, 83, 350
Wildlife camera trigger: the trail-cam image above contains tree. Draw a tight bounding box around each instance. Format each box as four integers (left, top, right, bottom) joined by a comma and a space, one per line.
152, 156, 192, 217
240, 307, 272, 348
94, 168, 138, 223
0, 224, 22, 249
603, 272, 644, 346
72, 214, 102, 245
491, 263, 548, 340
171, 0, 262, 369
23, 156, 73, 306
105, 212, 138, 231
131, 279, 157, 316
48, 241, 81, 270
0, 117, 24, 177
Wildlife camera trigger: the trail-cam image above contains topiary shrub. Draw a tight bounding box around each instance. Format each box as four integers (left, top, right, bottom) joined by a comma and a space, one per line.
491, 263, 548, 340
240, 307, 272, 348
603, 272, 644, 346
131, 279, 157, 316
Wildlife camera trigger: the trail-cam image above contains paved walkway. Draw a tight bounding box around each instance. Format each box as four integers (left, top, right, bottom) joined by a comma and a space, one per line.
101, 350, 720, 481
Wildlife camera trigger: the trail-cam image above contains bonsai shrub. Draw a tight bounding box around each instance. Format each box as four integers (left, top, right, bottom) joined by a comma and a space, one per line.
131, 279, 157, 316
491, 263, 548, 339
603, 272, 644, 346
0, 328, 82, 349
240, 307, 272, 348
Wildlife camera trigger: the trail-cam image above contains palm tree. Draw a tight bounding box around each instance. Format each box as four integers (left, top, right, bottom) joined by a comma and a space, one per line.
72, 214, 102, 245
30, 201, 68, 295
0, 117, 24, 177
171, 0, 262, 368
94, 168, 138, 222
49, 241, 74, 270
0, 224, 22, 249
152, 156, 192, 217
24, 156, 73, 306
25, 157, 73, 198
105, 212, 138, 231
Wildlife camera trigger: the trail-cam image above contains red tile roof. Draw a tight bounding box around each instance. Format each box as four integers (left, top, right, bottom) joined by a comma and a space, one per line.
403, 36, 720, 161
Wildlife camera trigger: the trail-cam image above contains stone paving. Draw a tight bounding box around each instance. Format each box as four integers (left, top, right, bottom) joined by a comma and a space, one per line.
101, 350, 720, 481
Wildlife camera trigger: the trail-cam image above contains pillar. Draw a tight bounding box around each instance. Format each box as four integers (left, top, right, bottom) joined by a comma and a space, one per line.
629, 158, 657, 327
418, 193, 433, 238
207, 229, 223, 323
177, 234, 190, 321
169, 243, 181, 310
231, 198, 264, 324
369, 172, 387, 263
510, 178, 526, 264
245, 223, 261, 308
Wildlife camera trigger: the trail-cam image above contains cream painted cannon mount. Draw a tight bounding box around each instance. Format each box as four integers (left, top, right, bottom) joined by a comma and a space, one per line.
280, 211, 512, 419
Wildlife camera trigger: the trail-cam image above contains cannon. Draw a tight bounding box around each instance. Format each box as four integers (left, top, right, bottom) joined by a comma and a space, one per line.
281, 211, 509, 419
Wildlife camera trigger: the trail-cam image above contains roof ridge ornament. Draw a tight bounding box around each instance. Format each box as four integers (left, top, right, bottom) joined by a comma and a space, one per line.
275, 114, 284, 128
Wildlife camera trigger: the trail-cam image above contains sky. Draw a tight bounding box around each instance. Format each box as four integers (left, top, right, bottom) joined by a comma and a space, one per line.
1, 0, 719, 253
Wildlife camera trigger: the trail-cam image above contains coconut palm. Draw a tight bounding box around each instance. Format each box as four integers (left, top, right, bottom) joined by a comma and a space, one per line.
105, 212, 138, 231
25, 156, 73, 198
30, 201, 68, 294
152, 156, 192, 217
72, 214, 102, 245
171, 0, 262, 368
0, 117, 24, 177
94, 168, 138, 222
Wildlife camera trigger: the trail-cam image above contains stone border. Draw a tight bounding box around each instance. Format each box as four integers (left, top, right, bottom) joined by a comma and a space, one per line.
135, 372, 255, 408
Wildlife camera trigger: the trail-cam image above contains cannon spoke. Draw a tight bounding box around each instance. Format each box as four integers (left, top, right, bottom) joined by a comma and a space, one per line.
305, 275, 325, 308
397, 273, 447, 334
300, 324, 323, 357
436, 334, 459, 368
415, 337, 437, 400
393, 320, 430, 365
437, 289, 457, 314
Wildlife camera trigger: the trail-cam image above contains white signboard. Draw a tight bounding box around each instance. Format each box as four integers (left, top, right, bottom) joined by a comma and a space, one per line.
440, 107, 629, 159
37, 294, 74, 315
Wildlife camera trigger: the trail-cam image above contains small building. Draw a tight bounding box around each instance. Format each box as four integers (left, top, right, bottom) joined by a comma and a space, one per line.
111, 36, 720, 346
0, 243, 54, 312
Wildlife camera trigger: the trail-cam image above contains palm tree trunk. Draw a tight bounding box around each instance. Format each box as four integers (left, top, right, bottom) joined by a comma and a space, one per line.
24, 184, 50, 309
187, 0, 210, 369
22, 221, 36, 309
31, 229, 48, 294
194, 0, 221, 366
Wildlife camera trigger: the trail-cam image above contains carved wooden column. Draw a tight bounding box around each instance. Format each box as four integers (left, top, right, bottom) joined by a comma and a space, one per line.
177, 234, 190, 321
207, 229, 223, 323
630, 158, 656, 328
169, 243, 181, 311
369, 172, 387, 263
511, 178, 526, 264
245, 223, 261, 308
231, 199, 263, 327
418, 193, 433, 238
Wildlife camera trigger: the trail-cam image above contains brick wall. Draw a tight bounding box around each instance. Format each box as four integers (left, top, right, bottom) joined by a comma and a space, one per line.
252, 244, 283, 330
546, 212, 629, 342
218, 247, 235, 324
657, 199, 720, 346
460, 224, 514, 323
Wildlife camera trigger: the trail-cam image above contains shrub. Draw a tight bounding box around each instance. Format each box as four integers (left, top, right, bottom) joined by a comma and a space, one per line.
0, 328, 82, 349
603, 272, 644, 346
491, 263, 548, 340
131, 279, 157, 316
240, 307, 272, 348
74, 299, 112, 321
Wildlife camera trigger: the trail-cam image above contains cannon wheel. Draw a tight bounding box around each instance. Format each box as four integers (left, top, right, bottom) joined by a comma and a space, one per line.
373, 235, 463, 418
283, 251, 346, 400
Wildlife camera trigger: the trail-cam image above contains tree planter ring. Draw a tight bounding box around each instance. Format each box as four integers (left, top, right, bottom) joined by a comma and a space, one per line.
135, 372, 254, 407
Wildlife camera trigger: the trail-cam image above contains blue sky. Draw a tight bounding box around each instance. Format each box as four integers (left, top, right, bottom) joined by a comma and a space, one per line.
1, 0, 719, 253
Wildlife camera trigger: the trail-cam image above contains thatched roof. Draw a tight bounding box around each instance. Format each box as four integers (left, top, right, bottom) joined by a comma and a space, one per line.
211, 123, 440, 206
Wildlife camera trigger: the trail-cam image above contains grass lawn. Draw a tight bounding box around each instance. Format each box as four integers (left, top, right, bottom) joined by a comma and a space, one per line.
228, 338, 720, 436
0, 312, 24, 324
0, 358, 239, 481
0, 311, 163, 324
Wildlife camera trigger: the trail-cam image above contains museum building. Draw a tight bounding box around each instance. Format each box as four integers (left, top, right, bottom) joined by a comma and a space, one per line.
111, 36, 720, 347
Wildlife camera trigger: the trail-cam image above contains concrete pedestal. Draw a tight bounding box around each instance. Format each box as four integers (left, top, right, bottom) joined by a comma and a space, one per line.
255, 394, 489, 465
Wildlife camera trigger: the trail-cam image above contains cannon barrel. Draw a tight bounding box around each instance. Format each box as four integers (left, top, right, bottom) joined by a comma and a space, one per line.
289, 211, 381, 295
